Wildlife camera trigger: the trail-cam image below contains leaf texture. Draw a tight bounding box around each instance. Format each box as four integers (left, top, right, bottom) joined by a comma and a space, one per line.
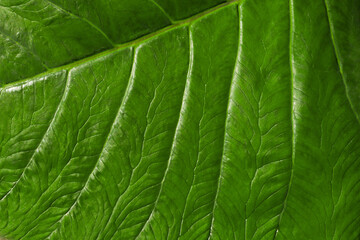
0, 0, 359, 239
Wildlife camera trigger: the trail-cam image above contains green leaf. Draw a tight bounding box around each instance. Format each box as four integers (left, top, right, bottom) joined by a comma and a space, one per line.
0, 0, 359, 239
0, 0, 225, 84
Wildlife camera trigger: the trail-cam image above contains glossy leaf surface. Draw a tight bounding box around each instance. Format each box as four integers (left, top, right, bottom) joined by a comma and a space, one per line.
0, 0, 359, 239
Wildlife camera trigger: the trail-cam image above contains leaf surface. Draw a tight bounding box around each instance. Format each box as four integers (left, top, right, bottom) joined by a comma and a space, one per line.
0, 0, 359, 239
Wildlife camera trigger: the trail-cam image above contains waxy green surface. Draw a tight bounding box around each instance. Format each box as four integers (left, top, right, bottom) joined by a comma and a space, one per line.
0, 0, 359, 239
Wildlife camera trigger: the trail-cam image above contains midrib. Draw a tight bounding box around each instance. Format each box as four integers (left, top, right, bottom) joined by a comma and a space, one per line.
1, 0, 240, 90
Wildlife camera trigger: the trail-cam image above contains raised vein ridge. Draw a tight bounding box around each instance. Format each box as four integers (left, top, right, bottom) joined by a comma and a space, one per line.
45, 48, 136, 239
1, 0, 239, 90
207, 3, 241, 239
0, 71, 69, 201
272, 0, 295, 238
